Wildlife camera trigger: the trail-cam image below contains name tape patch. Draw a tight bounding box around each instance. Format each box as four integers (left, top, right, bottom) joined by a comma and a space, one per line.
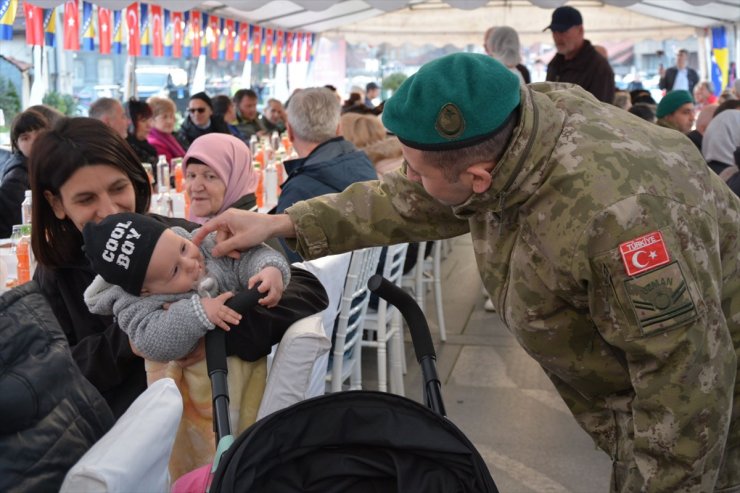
619, 231, 670, 277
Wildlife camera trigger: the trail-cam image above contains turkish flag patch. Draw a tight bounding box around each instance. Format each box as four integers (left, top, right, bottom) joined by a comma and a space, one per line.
619, 231, 671, 277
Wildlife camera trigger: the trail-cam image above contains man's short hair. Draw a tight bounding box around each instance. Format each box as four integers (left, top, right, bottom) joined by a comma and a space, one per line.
233, 88, 258, 105
286, 87, 340, 144
418, 107, 519, 182
677, 48, 689, 56
89, 97, 121, 120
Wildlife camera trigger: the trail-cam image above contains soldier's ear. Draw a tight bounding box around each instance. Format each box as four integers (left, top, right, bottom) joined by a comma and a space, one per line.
466, 163, 494, 194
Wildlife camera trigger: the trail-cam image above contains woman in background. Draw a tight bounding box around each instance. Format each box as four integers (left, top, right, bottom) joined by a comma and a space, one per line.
125, 98, 158, 168
146, 96, 186, 164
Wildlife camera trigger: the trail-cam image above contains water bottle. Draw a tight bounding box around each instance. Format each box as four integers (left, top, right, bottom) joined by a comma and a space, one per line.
153, 157, 173, 217
264, 161, 279, 208
21, 190, 32, 225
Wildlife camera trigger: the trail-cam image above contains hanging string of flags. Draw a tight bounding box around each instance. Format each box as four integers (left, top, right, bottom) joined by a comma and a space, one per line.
1, 0, 317, 63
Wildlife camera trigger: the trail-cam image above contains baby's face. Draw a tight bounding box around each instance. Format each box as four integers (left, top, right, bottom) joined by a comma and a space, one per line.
141, 229, 205, 295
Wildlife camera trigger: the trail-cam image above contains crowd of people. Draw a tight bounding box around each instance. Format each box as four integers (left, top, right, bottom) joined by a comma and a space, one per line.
1, 3, 739, 491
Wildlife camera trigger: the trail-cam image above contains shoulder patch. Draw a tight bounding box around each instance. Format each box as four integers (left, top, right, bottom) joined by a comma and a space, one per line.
619, 231, 670, 277
625, 261, 698, 335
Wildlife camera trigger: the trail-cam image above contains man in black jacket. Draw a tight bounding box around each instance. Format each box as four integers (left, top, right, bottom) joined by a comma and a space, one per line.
544, 6, 615, 103
659, 49, 699, 95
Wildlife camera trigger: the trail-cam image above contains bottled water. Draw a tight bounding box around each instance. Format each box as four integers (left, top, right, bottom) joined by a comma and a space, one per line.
21, 190, 32, 225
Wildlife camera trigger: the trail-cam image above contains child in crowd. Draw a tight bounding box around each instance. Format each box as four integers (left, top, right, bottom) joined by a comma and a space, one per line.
82, 212, 291, 480
83, 212, 290, 362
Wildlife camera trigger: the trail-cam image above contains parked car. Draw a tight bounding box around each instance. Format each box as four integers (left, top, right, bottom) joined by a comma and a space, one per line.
135, 66, 189, 111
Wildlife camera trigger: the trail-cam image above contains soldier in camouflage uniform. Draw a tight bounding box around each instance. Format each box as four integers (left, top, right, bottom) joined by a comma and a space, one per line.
195, 53, 740, 492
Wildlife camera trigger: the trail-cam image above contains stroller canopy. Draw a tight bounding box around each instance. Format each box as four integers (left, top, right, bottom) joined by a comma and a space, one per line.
211, 391, 497, 493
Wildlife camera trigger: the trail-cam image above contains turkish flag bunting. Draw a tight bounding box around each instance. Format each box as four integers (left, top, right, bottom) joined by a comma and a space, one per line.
98, 7, 112, 54
224, 19, 235, 61
286, 31, 294, 63
209, 14, 219, 59
252, 25, 262, 63
171, 11, 182, 58
150, 4, 163, 56
63, 0, 79, 51
24, 2, 43, 46
126, 3, 140, 56
296, 32, 303, 62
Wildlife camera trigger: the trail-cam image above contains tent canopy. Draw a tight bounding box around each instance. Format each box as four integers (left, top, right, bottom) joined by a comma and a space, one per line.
31, 1, 740, 37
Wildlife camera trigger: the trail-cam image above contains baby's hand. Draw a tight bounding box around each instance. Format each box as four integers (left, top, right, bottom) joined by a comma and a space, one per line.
201, 291, 242, 331
248, 266, 285, 308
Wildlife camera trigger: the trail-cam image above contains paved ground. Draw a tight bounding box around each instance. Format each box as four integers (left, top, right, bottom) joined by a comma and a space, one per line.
360, 234, 613, 492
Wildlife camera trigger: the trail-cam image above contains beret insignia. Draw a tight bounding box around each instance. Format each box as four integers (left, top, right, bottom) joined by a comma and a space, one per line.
435, 103, 465, 139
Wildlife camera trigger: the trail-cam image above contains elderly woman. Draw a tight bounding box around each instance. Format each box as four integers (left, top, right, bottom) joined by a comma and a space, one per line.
183, 133, 260, 224
146, 96, 186, 164
340, 112, 402, 176
484, 26, 527, 84
29, 118, 327, 421
702, 109, 740, 197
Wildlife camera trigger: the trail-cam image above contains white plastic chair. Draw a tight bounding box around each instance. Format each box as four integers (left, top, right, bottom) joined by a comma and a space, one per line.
403, 241, 447, 342
326, 246, 382, 393
362, 243, 409, 395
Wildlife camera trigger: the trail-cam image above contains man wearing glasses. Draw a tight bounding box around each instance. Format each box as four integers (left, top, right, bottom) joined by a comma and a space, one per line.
176, 92, 231, 150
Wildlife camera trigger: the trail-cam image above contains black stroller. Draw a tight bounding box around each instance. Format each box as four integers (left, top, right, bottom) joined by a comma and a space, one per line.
205, 275, 498, 492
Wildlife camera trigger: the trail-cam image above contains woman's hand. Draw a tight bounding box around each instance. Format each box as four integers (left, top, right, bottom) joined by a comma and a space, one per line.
249, 266, 285, 308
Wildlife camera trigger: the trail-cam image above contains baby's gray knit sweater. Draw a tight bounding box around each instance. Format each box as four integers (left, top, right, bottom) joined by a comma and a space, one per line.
84, 227, 290, 362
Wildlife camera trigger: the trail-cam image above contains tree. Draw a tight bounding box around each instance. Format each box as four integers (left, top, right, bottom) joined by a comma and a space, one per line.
0, 77, 21, 126
381, 73, 408, 96
43, 91, 77, 116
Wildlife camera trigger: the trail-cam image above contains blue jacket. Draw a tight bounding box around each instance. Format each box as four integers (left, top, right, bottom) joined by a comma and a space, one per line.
277, 137, 376, 261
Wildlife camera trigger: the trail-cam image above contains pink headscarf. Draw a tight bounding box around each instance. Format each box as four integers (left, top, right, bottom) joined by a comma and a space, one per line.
183, 133, 259, 224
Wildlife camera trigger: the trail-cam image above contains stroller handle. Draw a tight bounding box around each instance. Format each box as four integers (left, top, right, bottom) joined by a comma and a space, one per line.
206, 285, 263, 444
368, 274, 446, 416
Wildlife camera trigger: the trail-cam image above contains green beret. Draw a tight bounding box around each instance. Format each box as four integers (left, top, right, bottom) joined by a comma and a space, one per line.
656, 90, 694, 118
382, 53, 520, 151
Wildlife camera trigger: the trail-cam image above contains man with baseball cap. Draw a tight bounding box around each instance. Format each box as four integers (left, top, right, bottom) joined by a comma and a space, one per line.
544, 6, 615, 103
194, 52, 740, 491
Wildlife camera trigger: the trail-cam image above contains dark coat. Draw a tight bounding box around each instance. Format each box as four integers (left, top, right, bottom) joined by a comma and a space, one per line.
659, 66, 699, 94
546, 39, 615, 103
0, 152, 29, 238
176, 115, 231, 150
277, 137, 377, 262
0, 282, 114, 492
126, 134, 159, 167
34, 214, 328, 417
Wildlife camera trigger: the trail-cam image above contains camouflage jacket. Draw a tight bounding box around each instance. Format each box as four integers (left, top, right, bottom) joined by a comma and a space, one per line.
285, 83, 740, 492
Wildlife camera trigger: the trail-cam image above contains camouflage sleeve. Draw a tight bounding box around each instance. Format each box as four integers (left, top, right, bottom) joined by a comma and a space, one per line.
284, 166, 470, 260
581, 197, 735, 491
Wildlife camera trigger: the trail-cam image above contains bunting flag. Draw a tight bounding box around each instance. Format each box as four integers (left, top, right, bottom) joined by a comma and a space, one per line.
264, 28, 273, 65
200, 12, 208, 56
163, 8, 171, 56
223, 18, 234, 61
0, 0, 17, 40
252, 25, 262, 63
150, 4, 163, 56
126, 2, 140, 56
209, 14, 219, 59
139, 2, 150, 56
711, 26, 729, 94
182, 11, 191, 58
171, 10, 182, 58
63, 0, 79, 50
23, 1, 43, 46
295, 31, 304, 62
98, 6, 111, 54
43, 7, 56, 47
276, 30, 284, 64
81, 1, 94, 51
235, 21, 245, 61
286, 31, 294, 63
307, 32, 316, 62
190, 10, 201, 57
112, 9, 122, 54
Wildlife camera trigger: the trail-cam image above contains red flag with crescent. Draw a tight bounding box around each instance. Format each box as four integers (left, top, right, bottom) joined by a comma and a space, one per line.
126, 3, 140, 56
150, 4, 163, 56
63, 0, 79, 50
619, 231, 671, 277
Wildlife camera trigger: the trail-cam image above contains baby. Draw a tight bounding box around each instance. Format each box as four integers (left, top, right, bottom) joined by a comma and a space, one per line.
82, 212, 291, 362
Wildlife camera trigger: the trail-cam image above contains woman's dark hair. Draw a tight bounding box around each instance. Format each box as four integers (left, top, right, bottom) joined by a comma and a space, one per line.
211, 95, 233, 118
714, 99, 740, 118
10, 109, 49, 153
126, 97, 153, 130
628, 103, 656, 123
29, 117, 151, 268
